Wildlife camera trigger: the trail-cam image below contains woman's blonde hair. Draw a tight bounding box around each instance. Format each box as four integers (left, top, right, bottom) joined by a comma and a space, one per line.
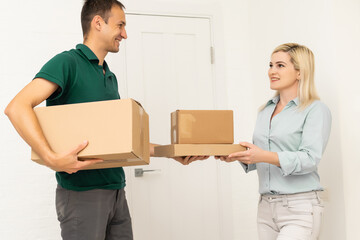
267, 43, 319, 110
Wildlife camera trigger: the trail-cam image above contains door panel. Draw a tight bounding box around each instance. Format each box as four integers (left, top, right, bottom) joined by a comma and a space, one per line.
115, 14, 219, 240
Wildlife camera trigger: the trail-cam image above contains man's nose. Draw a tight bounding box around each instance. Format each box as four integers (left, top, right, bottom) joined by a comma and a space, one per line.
121, 28, 127, 39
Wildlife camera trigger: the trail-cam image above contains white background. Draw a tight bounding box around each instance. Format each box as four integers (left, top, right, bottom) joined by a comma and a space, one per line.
0, 0, 359, 239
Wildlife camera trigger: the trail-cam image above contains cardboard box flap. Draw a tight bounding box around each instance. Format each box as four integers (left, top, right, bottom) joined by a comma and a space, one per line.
171, 110, 234, 144
131, 98, 144, 108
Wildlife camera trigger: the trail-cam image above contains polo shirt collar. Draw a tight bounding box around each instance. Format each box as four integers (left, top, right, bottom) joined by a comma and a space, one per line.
103, 60, 110, 74
76, 44, 99, 62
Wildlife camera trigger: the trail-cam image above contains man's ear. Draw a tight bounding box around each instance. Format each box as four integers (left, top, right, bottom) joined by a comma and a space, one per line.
91, 15, 103, 32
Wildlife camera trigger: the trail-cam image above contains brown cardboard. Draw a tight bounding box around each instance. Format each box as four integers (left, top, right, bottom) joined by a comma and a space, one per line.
171, 110, 234, 144
31, 99, 150, 170
154, 144, 246, 158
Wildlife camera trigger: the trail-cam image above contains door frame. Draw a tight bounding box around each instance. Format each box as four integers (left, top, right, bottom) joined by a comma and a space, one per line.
120, 3, 232, 239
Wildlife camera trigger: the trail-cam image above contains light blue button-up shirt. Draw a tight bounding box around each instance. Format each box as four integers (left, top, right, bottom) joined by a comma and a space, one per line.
242, 96, 332, 195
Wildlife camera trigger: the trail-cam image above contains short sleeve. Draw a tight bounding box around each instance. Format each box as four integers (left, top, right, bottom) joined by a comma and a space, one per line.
34, 52, 75, 101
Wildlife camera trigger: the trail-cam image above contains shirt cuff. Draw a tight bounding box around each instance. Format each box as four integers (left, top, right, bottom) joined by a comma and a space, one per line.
239, 162, 256, 173
277, 151, 294, 176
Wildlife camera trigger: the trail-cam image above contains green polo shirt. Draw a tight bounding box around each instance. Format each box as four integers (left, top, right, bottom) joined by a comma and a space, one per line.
34, 44, 125, 191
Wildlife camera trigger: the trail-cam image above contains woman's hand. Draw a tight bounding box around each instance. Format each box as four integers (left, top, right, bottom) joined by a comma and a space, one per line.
215, 142, 279, 166
227, 142, 264, 165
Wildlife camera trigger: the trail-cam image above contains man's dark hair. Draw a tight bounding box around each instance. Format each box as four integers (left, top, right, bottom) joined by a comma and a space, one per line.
81, 0, 125, 38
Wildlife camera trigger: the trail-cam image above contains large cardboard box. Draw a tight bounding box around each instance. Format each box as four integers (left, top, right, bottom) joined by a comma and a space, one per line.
154, 144, 246, 158
31, 99, 149, 170
171, 110, 233, 144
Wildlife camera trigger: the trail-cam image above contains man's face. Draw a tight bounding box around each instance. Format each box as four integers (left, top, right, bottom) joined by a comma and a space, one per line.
101, 5, 127, 53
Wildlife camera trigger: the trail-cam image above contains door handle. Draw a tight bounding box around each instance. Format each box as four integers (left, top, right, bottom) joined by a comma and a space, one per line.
134, 168, 161, 177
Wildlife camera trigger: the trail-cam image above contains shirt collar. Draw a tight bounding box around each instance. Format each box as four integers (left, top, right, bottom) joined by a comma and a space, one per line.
103, 61, 111, 76
76, 44, 111, 73
266, 95, 299, 107
292, 97, 299, 106
265, 95, 280, 107
76, 44, 99, 62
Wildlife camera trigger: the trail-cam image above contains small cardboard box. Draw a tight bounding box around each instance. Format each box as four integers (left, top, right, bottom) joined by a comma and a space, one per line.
154, 144, 246, 158
31, 99, 149, 170
171, 110, 234, 144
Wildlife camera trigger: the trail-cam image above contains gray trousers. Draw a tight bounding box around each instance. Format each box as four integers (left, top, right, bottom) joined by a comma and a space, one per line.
56, 185, 133, 240
257, 191, 324, 240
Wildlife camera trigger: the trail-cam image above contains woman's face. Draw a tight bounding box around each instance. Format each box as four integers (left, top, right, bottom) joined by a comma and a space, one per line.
268, 51, 300, 92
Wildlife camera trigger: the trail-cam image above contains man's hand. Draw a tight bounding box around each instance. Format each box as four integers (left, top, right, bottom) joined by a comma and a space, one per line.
150, 143, 209, 165
172, 156, 209, 165
46, 140, 103, 174
214, 155, 232, 162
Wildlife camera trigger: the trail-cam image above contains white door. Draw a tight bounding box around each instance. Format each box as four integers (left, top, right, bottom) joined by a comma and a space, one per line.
109, 14, 221, 240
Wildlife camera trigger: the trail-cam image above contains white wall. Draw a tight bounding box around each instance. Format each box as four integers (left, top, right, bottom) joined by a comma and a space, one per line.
224, 0, 351, 239
1, 0, 359, 239
331, 0, 360, 238
223, 0, 359, 239
0, 1, 84, 239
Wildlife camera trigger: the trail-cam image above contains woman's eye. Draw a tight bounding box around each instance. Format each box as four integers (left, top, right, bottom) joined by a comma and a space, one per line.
278, 64, 285, 68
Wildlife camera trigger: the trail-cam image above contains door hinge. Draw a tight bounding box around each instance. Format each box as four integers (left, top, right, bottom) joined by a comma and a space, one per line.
210, 46, 215, 64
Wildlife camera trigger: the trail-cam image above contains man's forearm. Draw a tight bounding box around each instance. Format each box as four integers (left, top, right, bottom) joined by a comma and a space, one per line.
5, 101, 55, 165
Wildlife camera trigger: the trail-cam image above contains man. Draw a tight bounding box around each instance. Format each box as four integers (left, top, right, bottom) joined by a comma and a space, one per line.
5, 0, 206, 239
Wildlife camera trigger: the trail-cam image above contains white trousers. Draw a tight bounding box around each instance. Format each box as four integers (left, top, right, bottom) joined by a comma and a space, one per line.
257, 191, 324, 240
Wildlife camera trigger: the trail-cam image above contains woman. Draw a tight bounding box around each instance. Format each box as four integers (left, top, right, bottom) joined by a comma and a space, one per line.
217, 43, 331, 239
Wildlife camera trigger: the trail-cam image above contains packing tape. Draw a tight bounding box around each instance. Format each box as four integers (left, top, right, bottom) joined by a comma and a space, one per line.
172, 128, 177, 143
171, 111, 177, 127
171, 111, 177, 143
181, 113, 196, 139
139, 106, 144, 159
